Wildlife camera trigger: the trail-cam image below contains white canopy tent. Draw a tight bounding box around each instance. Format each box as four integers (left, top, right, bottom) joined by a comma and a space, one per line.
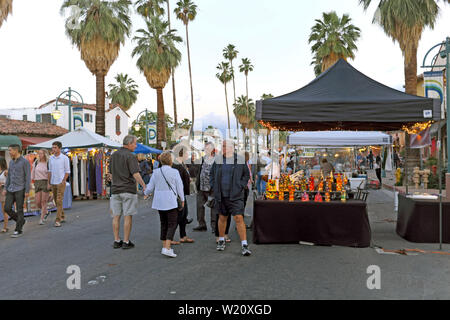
28, 128, 122, 150
287, 131, 392, 146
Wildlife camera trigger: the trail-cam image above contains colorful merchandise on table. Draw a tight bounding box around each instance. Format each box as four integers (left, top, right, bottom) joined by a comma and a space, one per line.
267, 179, 279, 192
325, 192, 331, 202
308, 176, 315, 192
301, 191, 309, 202
314, 192, 323, 202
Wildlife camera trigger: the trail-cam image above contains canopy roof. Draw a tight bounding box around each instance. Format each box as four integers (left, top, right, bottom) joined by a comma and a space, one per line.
287, 131, 392, 146
256, 59, 441, 131
0, 135, 21, 151
28, 128, 122, 150
133, 143, 162, 155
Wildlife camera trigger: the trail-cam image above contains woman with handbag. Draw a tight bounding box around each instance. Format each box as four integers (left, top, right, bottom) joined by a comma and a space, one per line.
31, 149, 50, 225
144, 151, 185, 258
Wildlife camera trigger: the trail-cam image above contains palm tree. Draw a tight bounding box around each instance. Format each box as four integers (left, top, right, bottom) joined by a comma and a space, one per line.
359, 0, 448, 95
166, 0, 179, 130
0, 0, 13, 28
135, 0, 165, 17
233, 95, 255, 131
132, 16, 182, 148
239, 57, 254, 126
61, 0, 132, 137
179, 118, 192, 130
223, 44, 239, 144
216, 62, 233, 137
174, 0, 197, 135
108, 73, 139, 111
309, 11, 361, 75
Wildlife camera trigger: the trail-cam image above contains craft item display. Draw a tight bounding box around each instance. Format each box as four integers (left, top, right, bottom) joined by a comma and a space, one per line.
325, 192, 331, 202
314, 192, 323, 202
301, 191, 309, 202
308, 176, 315, 192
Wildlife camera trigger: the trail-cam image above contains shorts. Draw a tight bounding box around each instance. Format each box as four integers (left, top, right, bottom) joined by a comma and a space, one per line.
110, 193, 138, 217
35, 180, 49, 193
216, 197, 244, 217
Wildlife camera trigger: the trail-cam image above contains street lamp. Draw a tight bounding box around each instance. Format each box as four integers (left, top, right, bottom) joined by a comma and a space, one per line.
134, 108, 154, 146
53, 87, 84, 131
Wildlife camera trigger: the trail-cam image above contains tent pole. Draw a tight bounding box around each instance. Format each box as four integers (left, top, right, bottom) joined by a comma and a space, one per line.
405, 134, 409, 195
438, 120, 442, 250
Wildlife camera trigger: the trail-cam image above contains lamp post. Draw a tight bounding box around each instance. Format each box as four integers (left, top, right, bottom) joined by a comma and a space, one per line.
421, 37, 450, 251
52, 87, 84, 132
134, 109, 154, 146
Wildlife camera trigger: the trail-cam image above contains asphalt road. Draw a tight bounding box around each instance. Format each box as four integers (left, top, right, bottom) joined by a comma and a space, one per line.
1, 189, 449, 300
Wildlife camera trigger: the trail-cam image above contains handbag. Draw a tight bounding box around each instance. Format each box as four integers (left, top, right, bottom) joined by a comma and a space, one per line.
160, 168, 184, 211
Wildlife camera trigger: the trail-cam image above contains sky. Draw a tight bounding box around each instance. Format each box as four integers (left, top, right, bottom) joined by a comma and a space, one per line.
0, 0, 449, 132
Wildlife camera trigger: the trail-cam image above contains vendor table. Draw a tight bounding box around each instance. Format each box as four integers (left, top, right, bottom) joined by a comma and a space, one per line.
396, 194, 450, 243
253, 199, 371, 247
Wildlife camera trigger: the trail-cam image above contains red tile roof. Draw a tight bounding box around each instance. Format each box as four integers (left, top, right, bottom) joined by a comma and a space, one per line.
38, 99, 129, 116
0, 118, 68, 137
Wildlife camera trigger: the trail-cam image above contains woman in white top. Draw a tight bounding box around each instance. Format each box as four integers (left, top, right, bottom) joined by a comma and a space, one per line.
144, 152, 185, 258
0, 157, 8, 232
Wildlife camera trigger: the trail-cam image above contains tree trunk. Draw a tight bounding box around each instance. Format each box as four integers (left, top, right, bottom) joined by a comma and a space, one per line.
185, 23, 195, 136
404, 43, 419, 179
156, 88, 166, 149
95, 73, 106, 136
404, 44, 418, 96
167, 0, 178, 130
224, 83, 231, 138
231, 59, 239, 146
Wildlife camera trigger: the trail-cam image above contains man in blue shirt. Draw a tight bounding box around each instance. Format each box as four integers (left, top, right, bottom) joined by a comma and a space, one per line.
3, 144, 31, 238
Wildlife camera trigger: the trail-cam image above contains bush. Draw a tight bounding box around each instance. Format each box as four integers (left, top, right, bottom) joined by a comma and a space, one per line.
425, 157, 437, 168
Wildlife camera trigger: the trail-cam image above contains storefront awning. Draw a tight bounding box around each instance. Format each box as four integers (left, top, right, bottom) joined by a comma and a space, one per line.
0, 135, 22, 150
19, 136, 53, 149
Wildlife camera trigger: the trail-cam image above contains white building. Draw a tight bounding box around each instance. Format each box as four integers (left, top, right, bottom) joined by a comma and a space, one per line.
0, 98, 130, 144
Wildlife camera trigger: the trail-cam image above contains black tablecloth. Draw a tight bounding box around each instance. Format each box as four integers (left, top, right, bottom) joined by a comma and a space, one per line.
253, 200, 371, 247
396, 195, 450, 243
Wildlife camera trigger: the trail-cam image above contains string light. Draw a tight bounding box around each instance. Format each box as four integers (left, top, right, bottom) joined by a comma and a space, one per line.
401, 121, 433, 135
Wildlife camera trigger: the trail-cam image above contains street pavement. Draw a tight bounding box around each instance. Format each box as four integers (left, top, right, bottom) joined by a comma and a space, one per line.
0, 189, 449, 300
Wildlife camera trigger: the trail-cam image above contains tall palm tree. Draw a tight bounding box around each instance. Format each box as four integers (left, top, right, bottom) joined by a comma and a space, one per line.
0, 0, 13, 28
61, 0, 132, 137
359, 0, 448, 95
166, 0, 179, 130
216, 62, 233, 137
223, 44, 239, 144
309, 11, 361, 75
135, 0, 165, 17
108, 73, 139, 111
132, 16, 182, 148
174, 0, 197, 134
233, 95, 255, 131
239, 57, 254, 120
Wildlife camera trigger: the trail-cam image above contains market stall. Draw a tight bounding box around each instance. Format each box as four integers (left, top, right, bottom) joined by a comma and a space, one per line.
29, 128, 121, 201
255, 59, 441, 248
287, 131, 393, 190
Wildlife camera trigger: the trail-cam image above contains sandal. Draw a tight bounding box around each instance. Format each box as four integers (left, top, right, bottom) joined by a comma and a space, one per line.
225, 237, 231, 243
180, 238, 195, 243
54, 222, 61, 227
1, 228, 8, 233
171, 240, 180, 245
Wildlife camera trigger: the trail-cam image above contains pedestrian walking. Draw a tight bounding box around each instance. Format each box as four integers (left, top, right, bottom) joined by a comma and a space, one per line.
3, 144, 31, 238
0, 157, 9, 233
144, 151, 185, 258
194, 141, 218, 232
172, 147, 194, 244
368, 150, 374, 170
138, 153, 152, 185
153, 154, 161, 170
375, 155, 382, 188
110, 135, 146, 250
31, 149, 50, 225
211, 140, 252, 256
48, 141, 70, 227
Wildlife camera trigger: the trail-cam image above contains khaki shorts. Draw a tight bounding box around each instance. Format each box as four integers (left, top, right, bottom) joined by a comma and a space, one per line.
110, 193, 138, 217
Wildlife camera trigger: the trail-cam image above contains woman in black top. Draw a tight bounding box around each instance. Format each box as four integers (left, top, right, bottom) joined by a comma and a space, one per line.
172, 147, 194, 244
375, 155, 382, 188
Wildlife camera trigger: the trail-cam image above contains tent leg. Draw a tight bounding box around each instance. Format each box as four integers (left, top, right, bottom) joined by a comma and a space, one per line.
405, 134, 409, 195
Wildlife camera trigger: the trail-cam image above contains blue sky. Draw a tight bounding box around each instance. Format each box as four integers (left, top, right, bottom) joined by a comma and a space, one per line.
0, 0, 449, 132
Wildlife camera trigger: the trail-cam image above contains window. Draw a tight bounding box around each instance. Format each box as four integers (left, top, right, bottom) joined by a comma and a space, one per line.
23, 115, 27, 121
84, 114, 89, 122
36, 114, 42, 122
116, 115, 121, 136
41, 113, 52, 124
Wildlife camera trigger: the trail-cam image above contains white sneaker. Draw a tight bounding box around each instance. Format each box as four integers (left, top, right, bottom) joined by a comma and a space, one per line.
161, 248, 177, 258
39, 220, 44, 225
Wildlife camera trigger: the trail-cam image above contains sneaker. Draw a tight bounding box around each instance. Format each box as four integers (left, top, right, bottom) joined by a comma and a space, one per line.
54, 222, 61, 227
43, 212, 50, 222
216, 240, 226, 251
122, 241, 135, 249
161, 248, 177, 258
186, 218, 193, 224
113, 240, 123, 249
241, 244, 252, 256
10, 231, 23, 238
39, 220, 44, 225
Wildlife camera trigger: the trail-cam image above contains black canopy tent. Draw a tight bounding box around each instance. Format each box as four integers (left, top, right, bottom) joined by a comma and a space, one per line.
256, 59, 444, 249
256, 59, 441, 131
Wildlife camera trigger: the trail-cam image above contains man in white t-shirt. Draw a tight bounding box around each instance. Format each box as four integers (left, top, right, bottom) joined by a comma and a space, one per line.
47, 141, 70, 227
